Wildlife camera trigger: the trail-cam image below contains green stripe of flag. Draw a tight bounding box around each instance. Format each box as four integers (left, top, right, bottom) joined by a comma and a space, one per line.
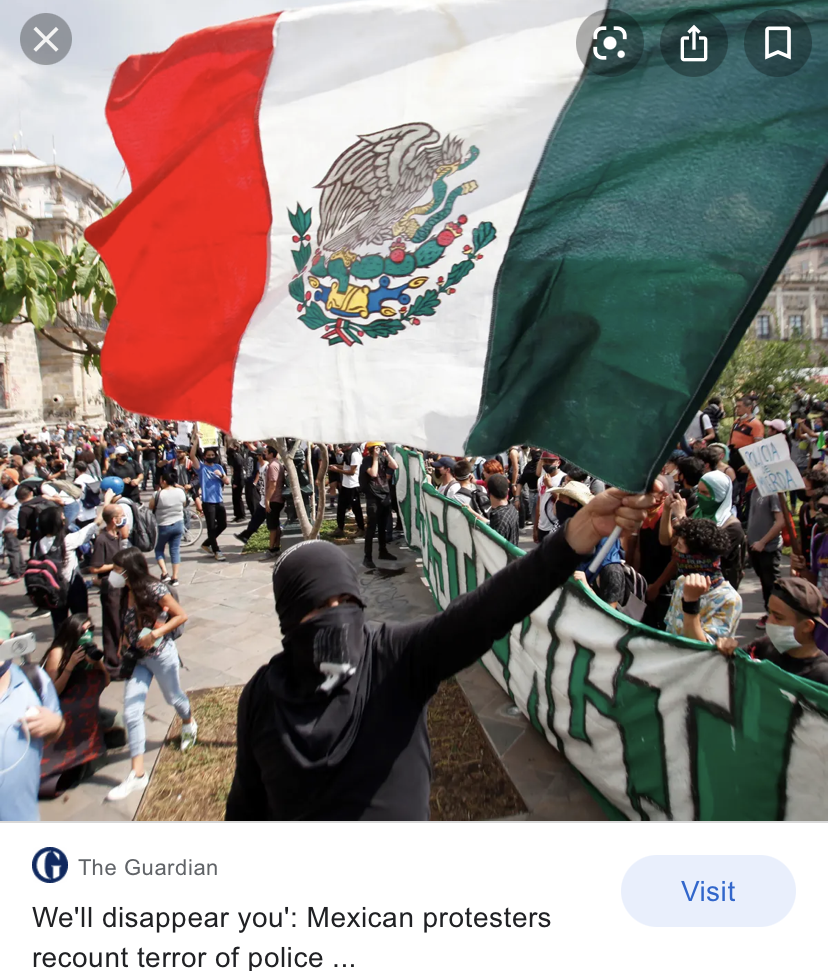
468, 0, 828, 491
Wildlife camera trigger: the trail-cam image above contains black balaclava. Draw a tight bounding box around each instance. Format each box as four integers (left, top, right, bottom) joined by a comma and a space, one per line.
272, 540, 364, 635
268, 541, 370, 768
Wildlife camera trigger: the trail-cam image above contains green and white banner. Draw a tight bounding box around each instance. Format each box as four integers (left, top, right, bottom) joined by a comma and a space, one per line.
396, 447, 828, 821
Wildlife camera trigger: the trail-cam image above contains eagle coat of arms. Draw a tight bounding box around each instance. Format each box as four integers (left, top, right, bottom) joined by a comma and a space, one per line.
287, 122, 496, 347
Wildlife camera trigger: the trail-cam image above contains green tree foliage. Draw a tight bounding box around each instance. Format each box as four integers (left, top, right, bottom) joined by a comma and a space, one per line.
0, 236, 117, 371
713, 336, 828, 420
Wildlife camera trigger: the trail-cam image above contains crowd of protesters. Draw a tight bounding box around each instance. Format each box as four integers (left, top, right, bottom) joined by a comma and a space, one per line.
4, 385, 828, 821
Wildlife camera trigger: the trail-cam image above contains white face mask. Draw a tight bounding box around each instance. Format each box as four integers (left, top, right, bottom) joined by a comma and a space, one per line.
108, 570, 126, 589
765, 621, 800, 654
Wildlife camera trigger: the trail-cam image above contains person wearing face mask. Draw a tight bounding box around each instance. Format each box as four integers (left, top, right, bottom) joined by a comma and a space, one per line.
664, 517, 742, 644
432, 456, 460, 499
717, 578, 828, 686
89, 505, 131, 673
626, 473, 677, 629
533, 453, 565, 544
106, 547, 192, 802
190, 432, 230, 562
36, 503, 106, 635
225, 481, 658, 820
41, 613, 110, 796
692, 470, 746, 591
0, 611, 64, 820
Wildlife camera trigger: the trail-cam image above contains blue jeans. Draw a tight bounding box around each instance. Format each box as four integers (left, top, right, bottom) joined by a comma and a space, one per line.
155, 519, 184, 565
124, 642, 190, 757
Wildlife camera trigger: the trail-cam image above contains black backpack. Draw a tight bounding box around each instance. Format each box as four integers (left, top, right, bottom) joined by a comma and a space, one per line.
81, 480, 102, 510
117, 497, 158, 553
457, 484, 490, 518
24, 544, 69, 610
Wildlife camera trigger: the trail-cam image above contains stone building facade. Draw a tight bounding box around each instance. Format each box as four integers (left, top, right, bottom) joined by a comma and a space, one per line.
752, 204, 828, 343
0, 149, 112, 438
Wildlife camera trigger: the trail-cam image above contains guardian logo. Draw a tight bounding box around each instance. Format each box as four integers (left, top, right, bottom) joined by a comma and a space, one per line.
32, 847, 69, 884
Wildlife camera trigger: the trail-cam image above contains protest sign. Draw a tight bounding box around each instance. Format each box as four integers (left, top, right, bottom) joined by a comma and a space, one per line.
175, 421, 193, 447
197, 422, 219, 448
739, 433, 804, 497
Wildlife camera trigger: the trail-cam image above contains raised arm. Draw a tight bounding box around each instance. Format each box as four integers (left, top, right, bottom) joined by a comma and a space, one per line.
398, 487, 658, 699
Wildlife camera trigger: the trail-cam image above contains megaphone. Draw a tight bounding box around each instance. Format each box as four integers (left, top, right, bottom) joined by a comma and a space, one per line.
51, 394, 64, 406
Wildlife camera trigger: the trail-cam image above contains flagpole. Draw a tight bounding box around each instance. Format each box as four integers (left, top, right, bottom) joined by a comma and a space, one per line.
588, 525, 622, 575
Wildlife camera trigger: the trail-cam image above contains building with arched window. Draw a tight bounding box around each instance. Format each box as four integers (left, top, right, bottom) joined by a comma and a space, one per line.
0, 149, 112, 437
753, 203, 828, 344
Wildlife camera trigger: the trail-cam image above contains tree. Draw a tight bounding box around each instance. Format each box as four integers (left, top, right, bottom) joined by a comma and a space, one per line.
714, 335, 828, 420
0, 236, 116, 371
273, 438, 329, 540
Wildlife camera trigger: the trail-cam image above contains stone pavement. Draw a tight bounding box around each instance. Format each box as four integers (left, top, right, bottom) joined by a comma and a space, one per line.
0, 496, 774, 822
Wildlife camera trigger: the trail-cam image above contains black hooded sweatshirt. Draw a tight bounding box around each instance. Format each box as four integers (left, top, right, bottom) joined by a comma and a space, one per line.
225, 527, 580, 820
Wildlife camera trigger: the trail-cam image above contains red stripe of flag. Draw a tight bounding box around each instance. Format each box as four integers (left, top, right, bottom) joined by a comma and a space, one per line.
85, 14, 278, 430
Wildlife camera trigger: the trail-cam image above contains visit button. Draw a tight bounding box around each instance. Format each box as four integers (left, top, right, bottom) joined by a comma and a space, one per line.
621, 855, 795, 926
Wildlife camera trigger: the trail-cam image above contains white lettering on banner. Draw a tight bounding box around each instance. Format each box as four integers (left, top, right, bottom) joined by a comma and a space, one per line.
395, 446, 828, 820
739, 433, 804, 497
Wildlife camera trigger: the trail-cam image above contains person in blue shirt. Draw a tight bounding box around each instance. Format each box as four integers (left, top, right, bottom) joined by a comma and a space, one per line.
190, 432, 230, 562
0, 612, 64, 821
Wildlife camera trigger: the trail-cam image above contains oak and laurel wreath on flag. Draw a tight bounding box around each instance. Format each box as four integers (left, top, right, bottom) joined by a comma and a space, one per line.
287, 205, 496, 347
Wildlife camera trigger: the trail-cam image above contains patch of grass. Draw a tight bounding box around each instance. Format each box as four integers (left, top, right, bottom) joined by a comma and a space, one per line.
138, 680, 525, 821
242, 518, 359, 553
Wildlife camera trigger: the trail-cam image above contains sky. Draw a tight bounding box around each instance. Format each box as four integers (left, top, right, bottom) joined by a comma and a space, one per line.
0, 0, 354, 200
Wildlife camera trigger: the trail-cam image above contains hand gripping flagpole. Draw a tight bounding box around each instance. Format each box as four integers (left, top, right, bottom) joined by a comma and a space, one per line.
587, 478, 658, 575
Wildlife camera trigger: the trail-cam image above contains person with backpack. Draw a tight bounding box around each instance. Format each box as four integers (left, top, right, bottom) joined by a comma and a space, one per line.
453, 459, 490, 517
0, 611, 65, 820
149, 470, 187, 585
106, 547, 193, 802
73, 459, 102, 529
28, 501, 107, 634
40, 613, 110, 796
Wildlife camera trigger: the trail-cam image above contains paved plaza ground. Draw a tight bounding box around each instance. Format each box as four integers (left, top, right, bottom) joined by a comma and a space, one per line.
0, 495, 769, 822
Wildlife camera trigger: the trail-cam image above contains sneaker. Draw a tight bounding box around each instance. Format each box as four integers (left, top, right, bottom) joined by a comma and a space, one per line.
232, 516, 247, 522
160, 574, 172, 584
234, 531, 249, 543
756, 615, 767, 630
30, 606, 50, 619
363, 557, 376, 570
378, 549, 398, 561
214, 551, 227, 562
180, 720, 198, 752
169, 579, 180, 588
355, 528, 366, 538
331, 527, 345, 538
200, 543, 212, 554
263, 548, 282, 559
106, 770, 148, 802
0, 576, 21, 586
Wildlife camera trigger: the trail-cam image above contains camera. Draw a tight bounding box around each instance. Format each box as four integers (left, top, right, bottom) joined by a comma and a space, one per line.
83, 644, 104, 662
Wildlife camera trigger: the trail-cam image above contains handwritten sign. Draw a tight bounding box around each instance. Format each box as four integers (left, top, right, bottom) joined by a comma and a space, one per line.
197, 422, 219, 448
740, 433, 804, 497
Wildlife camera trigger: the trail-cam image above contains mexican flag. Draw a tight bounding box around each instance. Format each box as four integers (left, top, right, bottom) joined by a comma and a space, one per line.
87, 0, 828, 490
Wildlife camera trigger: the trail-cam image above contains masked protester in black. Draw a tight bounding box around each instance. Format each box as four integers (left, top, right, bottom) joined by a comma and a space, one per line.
225, 486, 657, 821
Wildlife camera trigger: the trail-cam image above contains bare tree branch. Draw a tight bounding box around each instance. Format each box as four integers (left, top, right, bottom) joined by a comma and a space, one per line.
36, 328, 88, 357
56, 309, 101, 355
